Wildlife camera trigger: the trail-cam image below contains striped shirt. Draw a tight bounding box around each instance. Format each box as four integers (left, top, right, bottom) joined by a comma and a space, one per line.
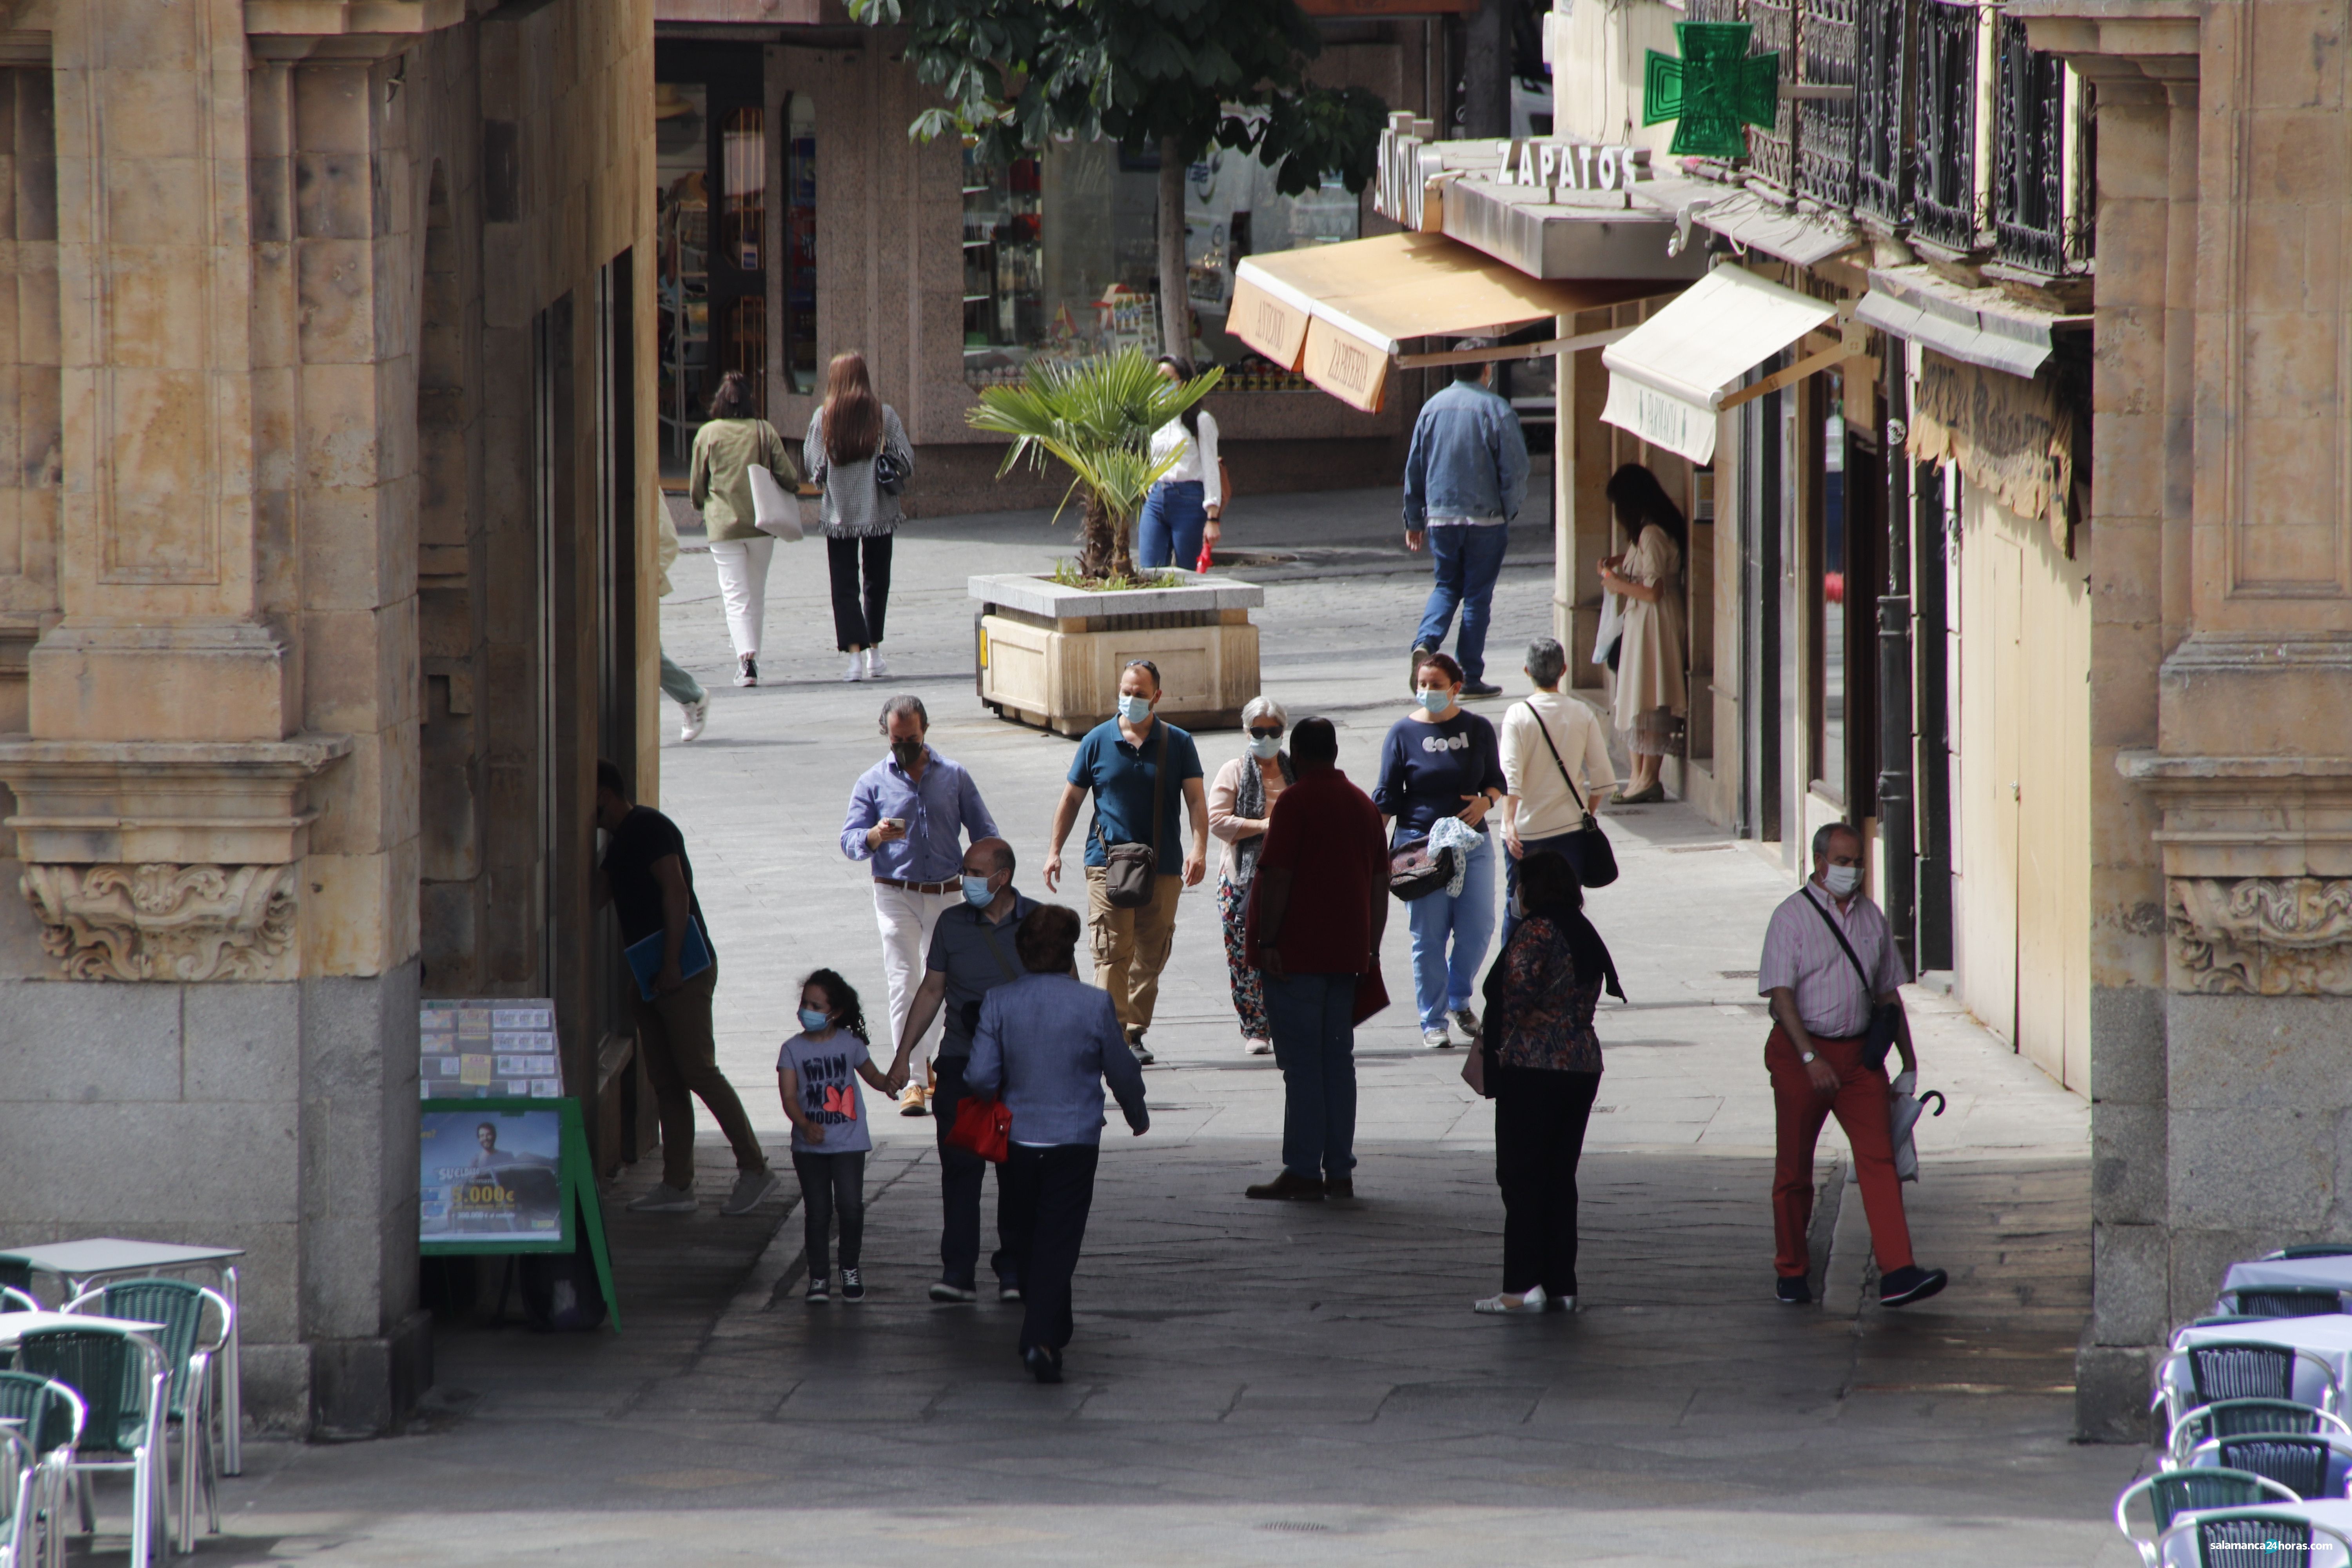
1757, 882, 1907, 1039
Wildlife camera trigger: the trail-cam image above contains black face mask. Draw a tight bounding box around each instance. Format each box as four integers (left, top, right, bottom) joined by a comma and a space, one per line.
891, 739, 923, 770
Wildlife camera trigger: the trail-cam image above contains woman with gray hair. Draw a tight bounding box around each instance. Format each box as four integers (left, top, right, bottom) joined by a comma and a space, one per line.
1207, 695, 1293, 1054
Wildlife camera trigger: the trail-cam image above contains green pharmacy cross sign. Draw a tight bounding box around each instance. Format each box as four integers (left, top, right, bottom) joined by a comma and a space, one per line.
1644, 22, 1780, 160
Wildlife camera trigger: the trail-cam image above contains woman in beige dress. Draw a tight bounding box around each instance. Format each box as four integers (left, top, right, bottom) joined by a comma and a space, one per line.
1597, 463, 1687, 804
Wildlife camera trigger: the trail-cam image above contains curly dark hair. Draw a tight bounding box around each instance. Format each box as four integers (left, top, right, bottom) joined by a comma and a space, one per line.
799, 967, 871, 1044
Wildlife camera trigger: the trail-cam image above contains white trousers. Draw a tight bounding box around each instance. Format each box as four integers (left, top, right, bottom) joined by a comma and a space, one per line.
874, 882, 950, 1062
707, 537, 774, 659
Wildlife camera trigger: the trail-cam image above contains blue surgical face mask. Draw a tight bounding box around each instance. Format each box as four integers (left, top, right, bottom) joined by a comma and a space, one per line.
1416, 687, 1451, 713
1249, 734, 1281, 760
961, 873, 995, 907
797, 1007, 831, 1033
1118, 693, 1154, 724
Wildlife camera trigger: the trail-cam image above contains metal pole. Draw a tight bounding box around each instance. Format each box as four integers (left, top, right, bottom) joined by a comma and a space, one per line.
1877, 349, 1916, 974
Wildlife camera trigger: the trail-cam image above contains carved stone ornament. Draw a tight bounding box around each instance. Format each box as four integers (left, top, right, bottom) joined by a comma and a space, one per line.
2167, 877, 2352, 996
20, 863, 299, 983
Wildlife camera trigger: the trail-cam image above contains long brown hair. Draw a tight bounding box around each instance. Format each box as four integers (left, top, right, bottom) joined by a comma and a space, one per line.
820, 351, 883, 466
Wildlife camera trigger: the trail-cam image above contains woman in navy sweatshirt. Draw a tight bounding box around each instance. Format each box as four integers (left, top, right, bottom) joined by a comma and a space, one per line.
1373, 652, 1506, 1051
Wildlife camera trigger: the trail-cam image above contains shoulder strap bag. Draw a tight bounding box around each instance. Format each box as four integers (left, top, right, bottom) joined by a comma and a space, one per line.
1096, 726, 1169, 910
1522, 702, 1619, 889
1803, 890, 1904, 1073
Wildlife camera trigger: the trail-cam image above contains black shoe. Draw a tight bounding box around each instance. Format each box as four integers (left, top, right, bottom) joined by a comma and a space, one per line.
1323, 1178, 1354, 1200
1879, 1265, 1949, 1308
999, 1280, 1023, 1303
1024, 1345, 1063, 1384
841, 1267, 865, 1302
1775, 1274, 1811, 1305
1459, 679, 1502, 697
929, 1280, 977, 1303
1128, 1034, 1154, 1066
1245, 1170, 1325, 1201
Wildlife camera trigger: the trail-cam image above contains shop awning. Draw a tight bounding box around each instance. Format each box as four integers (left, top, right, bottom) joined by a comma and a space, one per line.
1599, 263, 1842, 466
1229, 232, 1668, 413
1854, 263, 2089, 381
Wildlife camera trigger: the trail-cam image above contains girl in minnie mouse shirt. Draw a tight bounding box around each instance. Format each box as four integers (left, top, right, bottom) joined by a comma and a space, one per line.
778, 969, 895, 1303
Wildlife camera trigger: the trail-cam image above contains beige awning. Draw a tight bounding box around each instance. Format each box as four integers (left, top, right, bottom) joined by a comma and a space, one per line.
1229, 232, 1667, 413
1599, 263, 1843, 466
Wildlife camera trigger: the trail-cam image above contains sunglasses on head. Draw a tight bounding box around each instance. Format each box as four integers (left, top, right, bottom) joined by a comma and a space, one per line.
1248, 726, 1283, 739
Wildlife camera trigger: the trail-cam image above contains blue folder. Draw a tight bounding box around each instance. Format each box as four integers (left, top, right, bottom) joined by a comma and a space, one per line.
623, 919, 713, 1001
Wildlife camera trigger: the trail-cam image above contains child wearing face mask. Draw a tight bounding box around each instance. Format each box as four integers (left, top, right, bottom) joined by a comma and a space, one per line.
778, 969, 895, 1303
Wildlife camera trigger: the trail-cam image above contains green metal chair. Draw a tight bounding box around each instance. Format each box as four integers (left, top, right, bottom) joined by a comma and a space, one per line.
0, 1372, 85, 1568
2281, 1245, 2352, 1259
2156, 1339, 2343, 1431
2168, 1397, 2352, 1464
65, 1278, 230, 1553
12, 1328, 166, 1568
1, 1426, 37, 1568
2115, 1468, 2301, 1566
2158, 1509, 2352, 1568
2189, 1433, 2352, 1500
2221, 1287, 2347, 1319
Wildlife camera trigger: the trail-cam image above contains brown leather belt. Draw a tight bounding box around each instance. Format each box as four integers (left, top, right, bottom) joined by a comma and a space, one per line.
875, 877, 958, 895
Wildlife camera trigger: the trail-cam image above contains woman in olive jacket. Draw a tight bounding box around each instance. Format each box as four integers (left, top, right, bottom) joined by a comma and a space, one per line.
688, 370, 799, 688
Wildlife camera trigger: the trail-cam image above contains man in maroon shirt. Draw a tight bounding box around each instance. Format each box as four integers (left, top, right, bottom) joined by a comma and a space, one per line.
1243, 717, 1391, 1200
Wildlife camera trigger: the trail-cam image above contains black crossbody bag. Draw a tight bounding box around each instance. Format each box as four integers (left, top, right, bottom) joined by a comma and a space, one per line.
1804, 891, 1903, 1073
1522, 702, 1619, 889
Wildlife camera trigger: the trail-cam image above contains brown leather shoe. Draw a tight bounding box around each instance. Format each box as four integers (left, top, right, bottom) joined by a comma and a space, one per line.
1245, 1170, 1325, 1201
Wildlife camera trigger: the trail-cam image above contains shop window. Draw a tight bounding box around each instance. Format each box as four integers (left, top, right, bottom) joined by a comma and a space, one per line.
782, 93, 817, 394
721, 107, 764, 271
728, 296, 767, 416
655, 82, 710, 464
960, 136, 1359, 390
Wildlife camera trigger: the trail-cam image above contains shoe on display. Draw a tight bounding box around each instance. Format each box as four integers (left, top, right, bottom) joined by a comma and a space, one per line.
1449, 1005, 1482, 1040
1472, 1284, 1548, 1315
842, 653, 865, 682
1775, 1274, 1813, 1305
736, 655, 758, 688
1245, 1038, 1272, 1056
1423, 1029, 1453, 1050
1244, 1170, 1325, 1201
719, 1169, 779, 1217
1879, 1265, 1949, 1308
626, 1183, 697, 1214
679, 698, 708, 743
806, 1276, 830, 1304
864, 648, 891, 679
841, 1267, 865, 1302
930, 1281, 978, 1303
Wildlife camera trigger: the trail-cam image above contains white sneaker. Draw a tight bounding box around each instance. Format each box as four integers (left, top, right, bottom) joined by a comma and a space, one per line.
1423, 1029, 1453, 1050
864, 648, 890, 679
735, 655, 758, 688
719, 1169, 780, 1216
626, 1183, 697, 1214
1245, 1038, 1272, 1056
1473, 1283, 1548, 1314
842, 652, 866, 682
679, 698, 708, 742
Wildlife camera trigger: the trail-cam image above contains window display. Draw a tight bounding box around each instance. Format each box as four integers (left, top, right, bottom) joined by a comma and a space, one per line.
961, 136, 1358, 390
655, 82, 711, 461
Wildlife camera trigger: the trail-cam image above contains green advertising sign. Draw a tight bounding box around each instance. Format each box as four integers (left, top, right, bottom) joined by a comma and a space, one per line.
419, 1096, 620, 1329
1643, 22, 1781, 160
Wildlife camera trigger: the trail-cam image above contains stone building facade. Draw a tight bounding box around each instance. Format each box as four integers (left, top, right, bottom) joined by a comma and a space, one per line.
0, 0, 656, 1438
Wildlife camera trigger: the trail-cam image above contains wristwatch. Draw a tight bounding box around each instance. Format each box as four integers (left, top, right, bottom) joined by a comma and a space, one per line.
1799, 1050, 1817, 1063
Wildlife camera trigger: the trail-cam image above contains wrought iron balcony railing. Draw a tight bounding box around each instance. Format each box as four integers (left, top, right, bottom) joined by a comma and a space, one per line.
1911, 0, 1981, 252
1855, 0, 1908, 225
1992, 11, 2092, 274
1746, 0, 1799, 192
1796, 0, 1858, 210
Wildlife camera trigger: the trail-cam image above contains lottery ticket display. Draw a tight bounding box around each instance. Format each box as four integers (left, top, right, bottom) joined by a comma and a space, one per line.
420, 998, 563, 1100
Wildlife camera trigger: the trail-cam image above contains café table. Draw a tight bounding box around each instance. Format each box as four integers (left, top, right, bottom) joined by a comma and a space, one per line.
0, 1240, 247, 1474
2221, 1255, 2352, 1302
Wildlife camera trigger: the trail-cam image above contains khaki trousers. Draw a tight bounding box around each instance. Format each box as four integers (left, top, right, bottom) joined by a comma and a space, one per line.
1084, 868, 1183, 1034
628, 958, 767, 1190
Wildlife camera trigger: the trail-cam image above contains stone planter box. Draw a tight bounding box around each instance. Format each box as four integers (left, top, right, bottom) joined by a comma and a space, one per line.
969, 571, 1264, 737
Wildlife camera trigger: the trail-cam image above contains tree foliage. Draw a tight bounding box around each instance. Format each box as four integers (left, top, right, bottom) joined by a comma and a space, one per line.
851, 0, 1388, 200
966, 347, 1221, 581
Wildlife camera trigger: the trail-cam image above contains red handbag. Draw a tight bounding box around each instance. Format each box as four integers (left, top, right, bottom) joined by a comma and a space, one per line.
945, 1094, 1012, 1164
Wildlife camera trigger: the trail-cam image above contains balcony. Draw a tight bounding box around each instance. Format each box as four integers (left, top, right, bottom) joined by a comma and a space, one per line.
1856, 0, 1908, 226
1911, 0, 1980, 253
1992, 11, 2093, 276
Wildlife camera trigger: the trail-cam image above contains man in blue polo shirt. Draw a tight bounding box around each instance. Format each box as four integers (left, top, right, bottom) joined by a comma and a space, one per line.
1042, 659, 1208, 1065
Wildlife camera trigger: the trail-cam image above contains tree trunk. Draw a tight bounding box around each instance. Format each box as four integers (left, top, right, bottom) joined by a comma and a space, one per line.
1461, 0, 1511, 140
1080, 490, 1116, 581
1157, 136, 1190, 359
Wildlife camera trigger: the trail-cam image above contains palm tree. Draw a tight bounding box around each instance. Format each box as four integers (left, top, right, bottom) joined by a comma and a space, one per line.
967, 347, 1221, 581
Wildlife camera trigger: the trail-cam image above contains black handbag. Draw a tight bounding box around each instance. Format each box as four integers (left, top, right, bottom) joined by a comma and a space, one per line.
1804, 890, 1904, 1073
875, 445, 907, 495
1523, 703, 1619, 889
1388, 835, 1454, 902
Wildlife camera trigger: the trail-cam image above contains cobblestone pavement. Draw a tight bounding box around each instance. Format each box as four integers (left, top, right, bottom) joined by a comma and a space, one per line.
163, 489, 2143, 1566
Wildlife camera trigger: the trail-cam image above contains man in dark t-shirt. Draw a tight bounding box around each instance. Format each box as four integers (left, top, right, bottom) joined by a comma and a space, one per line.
593, 759, 775, 1216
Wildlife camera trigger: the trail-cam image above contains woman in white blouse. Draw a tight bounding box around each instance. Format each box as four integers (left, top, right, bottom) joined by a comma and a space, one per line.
1137, 355, 1222, 571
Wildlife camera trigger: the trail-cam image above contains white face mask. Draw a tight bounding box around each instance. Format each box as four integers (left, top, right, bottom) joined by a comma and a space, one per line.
1822, 864, 1862, 897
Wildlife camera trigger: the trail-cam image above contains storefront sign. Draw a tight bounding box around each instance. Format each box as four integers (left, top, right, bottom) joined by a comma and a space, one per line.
420, 1094, 621, 1327
1907, 350, 2074, 528
1304, 316, 1388, 413
1227, 271, 1312, 369
1601, 376, 1719, 466
1495, 137, 1649, 196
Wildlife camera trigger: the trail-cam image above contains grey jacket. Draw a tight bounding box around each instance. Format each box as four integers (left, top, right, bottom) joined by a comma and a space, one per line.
804, 405, 912, 539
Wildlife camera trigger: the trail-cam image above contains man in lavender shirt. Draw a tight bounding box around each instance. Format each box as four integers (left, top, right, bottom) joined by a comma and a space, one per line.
841, 694, 1000, 1116
1757, 822, 1946, 1310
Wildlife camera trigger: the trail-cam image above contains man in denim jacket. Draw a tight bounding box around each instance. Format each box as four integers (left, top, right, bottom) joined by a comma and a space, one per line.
1403, 343, 1530, 697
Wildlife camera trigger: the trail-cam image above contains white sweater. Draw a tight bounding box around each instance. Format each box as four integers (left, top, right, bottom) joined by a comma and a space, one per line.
1149, 412, 1221, 510
1500, 691, 1617, 839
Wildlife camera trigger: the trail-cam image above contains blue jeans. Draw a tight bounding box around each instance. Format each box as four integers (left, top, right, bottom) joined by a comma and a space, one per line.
1501, 829, 1586, 949
1137, 480, 1207, 570
1405, 831, 1497, 1031
1265, 971, 1359, 1181
1412, 523, 1510, 682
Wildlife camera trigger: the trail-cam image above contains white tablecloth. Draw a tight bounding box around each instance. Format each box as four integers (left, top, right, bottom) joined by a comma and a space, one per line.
2223, 1258, 2352, 1299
